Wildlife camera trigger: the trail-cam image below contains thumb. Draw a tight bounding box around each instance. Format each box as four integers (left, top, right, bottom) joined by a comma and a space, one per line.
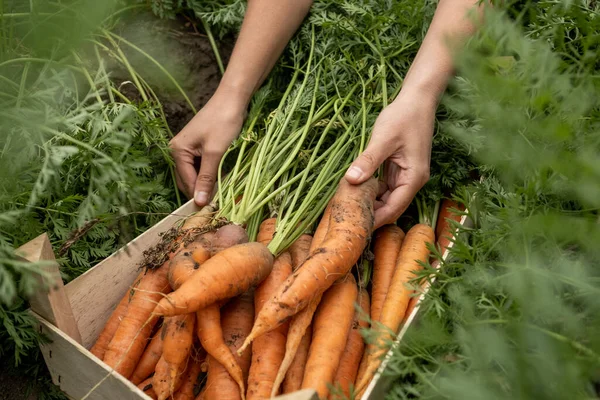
193, 151, 221, 206
345, 143, 387, 185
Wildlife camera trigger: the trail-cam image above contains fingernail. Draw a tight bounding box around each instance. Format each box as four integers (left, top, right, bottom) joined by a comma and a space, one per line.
346, 166, 363, 181
194, 191, 209, 205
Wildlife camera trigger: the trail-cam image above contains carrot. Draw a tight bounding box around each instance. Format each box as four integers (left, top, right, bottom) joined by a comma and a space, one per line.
153, 354, 188, 400
354, 223, 435, 395
154, 242, 273, 317
204, 291, 254, 400
288, 234, 313, 271
90, 272, 140, 360
281, 328, 311, 394
301, 274, 358, 398
371, 225, 405, 323
196, 303, 246, 397
137, 376, 158, 400
273, 221, 330, 396
241, 178, 378, 352
211, 224, 249, 254
435, 198, 464, 254
181, 205, 215, 230
247, 219, 293, 399
331, 287, 370, 399
103, 261, 171, 378
131, 328, 165, 384
195, 388, 206, 400
168, 236, 214, 291
160, 313, 196, 397
172, 354, 204, 400
402, 199, 463, 323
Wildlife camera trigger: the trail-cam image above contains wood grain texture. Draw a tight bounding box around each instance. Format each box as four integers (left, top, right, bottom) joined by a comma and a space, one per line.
16, 233, 82, 344
65, 200, 199, 348
34, 312, 152, 400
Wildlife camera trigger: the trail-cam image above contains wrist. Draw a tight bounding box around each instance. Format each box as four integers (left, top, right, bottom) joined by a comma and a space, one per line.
390, 85, 439, 114
212, 80, 252, 113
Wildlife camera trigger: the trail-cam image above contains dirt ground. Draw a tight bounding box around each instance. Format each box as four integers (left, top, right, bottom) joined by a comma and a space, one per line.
0, 11, 230, 400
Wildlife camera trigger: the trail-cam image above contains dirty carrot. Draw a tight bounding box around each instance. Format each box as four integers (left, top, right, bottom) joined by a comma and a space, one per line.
154, 242, 273, 317
172, 354, 204, 400
204, 291, 254, 400
241, 178, 378, 352
196, 303, 246, 397
137, 376, 158, 400
168, 236, 214, 291
162, 313, 196, 396
153, 353, 188, 400
331, 287, 370, 399
288, 234, 313, 271
281, 329, 311, 394
248, 219, 292, 399
131, 328, 165, 385
371, 225, 405, 323
301, 274, 358, 398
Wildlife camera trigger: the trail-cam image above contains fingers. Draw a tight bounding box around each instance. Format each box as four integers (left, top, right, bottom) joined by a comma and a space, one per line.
373, 184, 420, 230
193, 150, 221, 207
171, 149, 198, 199
344, 141, 390, 185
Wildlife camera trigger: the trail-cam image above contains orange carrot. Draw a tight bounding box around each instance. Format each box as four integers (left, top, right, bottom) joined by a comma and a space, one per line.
160, 313, 196, 397
301, 274, 358, 398
196, 303, 246, 397
241, 178, 378, 352
172, 354, 204, 400
204, 291, 254, 400
354, 223, 435, 395
137, 376, 158, 400
403, 200, 463, 323
131, 328, 165, 384
247, 219, 292, 399
371, 225, 405, 323
90, 272, 140, 360
181, 205, 215, 230
103, 261, 171, 378
288, 234, 313, 271
273, 220, 330, 396
154, 242, 273, 317
153, 354, 188, 400
331, 287, 370, 399
281, 328, 311, 394
168, 236, 214, 291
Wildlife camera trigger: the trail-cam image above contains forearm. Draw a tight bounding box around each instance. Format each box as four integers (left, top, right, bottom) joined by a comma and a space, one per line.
397, 0, 485, 105
216, 0, 314, 105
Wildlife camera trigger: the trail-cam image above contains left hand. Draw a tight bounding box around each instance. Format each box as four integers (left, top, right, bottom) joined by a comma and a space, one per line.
344, 92, 436, 229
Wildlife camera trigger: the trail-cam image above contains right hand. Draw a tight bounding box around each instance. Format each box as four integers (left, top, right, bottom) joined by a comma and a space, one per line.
170, 87, 248, 206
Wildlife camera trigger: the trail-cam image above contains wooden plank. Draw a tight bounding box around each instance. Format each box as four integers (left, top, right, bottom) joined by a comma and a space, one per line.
32, 312, 150, 400
65, 200, 200, 348
16, 233, 82, 344
274, 389, 319, 400
361, 213, 472, 399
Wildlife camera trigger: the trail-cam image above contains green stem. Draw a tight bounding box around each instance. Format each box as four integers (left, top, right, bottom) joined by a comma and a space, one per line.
199, 15, 224, 75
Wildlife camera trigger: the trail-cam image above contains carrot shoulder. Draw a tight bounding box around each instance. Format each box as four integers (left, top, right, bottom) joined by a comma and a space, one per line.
241, 178, 378, 352
301, 274, 358, 398
154, 242, 273, 317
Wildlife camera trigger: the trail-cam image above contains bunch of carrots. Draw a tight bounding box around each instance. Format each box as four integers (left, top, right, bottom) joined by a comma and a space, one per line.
88, 183, 463, 399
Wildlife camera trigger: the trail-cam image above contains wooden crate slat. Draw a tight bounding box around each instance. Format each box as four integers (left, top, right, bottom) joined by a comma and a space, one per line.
34, 312, 151, 400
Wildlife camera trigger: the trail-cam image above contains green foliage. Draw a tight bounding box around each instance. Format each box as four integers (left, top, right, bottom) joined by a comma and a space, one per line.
0, 0, 184, 395
383, 2, 600, 399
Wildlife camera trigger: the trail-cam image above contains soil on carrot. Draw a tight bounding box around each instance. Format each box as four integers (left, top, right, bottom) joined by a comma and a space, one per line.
0, 12, 232, 400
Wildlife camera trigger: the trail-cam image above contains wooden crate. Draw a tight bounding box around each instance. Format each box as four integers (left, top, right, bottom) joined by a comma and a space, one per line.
17, 199, 469, 400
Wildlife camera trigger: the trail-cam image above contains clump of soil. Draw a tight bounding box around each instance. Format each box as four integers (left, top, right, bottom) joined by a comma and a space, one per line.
108, 11, 234, 133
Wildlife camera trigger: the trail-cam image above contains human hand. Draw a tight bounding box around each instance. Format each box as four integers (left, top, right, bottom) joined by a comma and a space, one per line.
344, 92, 436, 229
170, 87, 248, 206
